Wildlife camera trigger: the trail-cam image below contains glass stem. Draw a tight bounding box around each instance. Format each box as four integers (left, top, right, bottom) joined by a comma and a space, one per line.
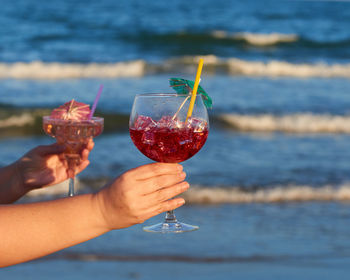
68, 177, 75, 197
165, 210, 178, 223
66, 155, 78, 197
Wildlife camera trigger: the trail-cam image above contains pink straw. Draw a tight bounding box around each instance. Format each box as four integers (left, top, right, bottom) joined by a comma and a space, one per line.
88, 84, 104, 120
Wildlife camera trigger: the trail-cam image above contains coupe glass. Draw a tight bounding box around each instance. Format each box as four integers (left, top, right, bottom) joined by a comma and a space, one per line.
129, 93, 209, 233
43, 116, 104, 196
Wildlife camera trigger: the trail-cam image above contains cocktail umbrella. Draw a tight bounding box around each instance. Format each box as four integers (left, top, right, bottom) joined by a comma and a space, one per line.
169, 78, 212, 109
51, 99, 91, 120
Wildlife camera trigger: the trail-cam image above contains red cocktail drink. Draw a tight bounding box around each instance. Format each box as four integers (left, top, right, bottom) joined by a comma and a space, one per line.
130, 115, 208, 163
129, 92, 210, 233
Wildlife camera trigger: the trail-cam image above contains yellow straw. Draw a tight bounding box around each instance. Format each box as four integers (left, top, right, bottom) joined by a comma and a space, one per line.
186, 58, 204, 122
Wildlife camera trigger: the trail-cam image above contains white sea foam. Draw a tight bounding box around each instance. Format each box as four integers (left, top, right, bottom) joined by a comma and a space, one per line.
17, 115, 350, 205
0, 113, 34, 128
1, 56, 350, 79
212, 31, 299, 46
219, 113, 350, 133
227, 58, 350, 78
164, 55, 350, 78
183, 184, 350, 204
24, 180, 350, 204
24, 179, 83, 198
0, 60, 145, 79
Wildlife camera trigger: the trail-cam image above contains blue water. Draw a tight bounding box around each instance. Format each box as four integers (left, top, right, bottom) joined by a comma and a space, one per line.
1, 0, 350, 63
1, 0, 350, 278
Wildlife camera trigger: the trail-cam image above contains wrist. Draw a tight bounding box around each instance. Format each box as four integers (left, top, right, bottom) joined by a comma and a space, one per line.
0, 161, 27, 204
11, 160, 28, 197
91, 189, 112, 232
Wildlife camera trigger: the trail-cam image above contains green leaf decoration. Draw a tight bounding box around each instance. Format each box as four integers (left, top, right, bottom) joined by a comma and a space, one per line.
169, 78, 213, 109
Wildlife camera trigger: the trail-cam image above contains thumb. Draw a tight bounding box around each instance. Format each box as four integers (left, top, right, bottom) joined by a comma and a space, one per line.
34, 143, 66, 156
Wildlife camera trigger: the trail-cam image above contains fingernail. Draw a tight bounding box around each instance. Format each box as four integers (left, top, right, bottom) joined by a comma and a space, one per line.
178, 198, 185, 205
181, 182, 189, 190
180, 172, 186, 179
177, 164, 183, 172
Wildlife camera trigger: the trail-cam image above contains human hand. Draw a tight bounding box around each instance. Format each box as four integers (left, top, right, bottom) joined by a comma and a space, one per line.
94, 163, 189, 230
14, 140, 94, 194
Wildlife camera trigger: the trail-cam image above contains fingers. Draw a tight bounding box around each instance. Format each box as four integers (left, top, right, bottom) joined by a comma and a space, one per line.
144, 197, 186, 220
141, 172, 187, 195
95, 164, 190, 230
76, 140, 93, 173
80, 139, 94, 161
76, 160, 90, 174
36, 139, 94, 158
128, 163, 183, 180
159, 197, 186, 212
146, 181, 189, 203
140, 181, 189, 221
81, 148, 90, 161
86, 139, 95, 151
33, 143, 65, 156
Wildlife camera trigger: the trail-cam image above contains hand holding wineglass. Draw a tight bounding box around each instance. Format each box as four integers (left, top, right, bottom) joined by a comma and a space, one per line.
129, 59, 211, 233
43, 86, 105, 197
95, 162, 189, 230
15, 140, 94, 191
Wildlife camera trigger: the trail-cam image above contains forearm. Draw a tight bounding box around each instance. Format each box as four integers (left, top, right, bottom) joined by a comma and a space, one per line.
0, 193, 107, 267
0, 162, 26, 204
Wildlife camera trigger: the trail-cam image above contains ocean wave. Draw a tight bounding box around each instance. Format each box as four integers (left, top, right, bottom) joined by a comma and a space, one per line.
127, 30, 350, 48
0, 57, 350, 79
0, 109, 49, 137
212, 31, 350, 48
24, 180, 350, 204
0, 113, 35, 128
0, 60, 145, 79
124, 30, 300, 47
157, 55, 350, 78
3, 109, 350, 135
24, 180, 80, 198
212, 31, 299, 46
184, 184, 350, 204
226, 58, 350, 78
218, 113, 350, 133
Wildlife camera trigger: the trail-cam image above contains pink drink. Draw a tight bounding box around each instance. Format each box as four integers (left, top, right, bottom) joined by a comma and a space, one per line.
43, 99, 104, 196
43, 116, 103, 177
43, 117, 103, 153
130, 115, 208, 163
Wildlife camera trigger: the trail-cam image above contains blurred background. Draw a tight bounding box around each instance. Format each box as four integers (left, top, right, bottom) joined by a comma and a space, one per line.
1, 0, 350, 279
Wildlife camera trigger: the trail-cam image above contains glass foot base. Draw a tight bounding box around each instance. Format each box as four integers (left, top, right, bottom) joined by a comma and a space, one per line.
143, 221, 199, 233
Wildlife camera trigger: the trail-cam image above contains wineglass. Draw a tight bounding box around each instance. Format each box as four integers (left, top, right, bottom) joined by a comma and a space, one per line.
43, 116, 104, 196
129, 93, 209, 233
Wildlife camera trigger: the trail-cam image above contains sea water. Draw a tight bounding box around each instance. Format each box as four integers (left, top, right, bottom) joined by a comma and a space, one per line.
1, 0, 350, 279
